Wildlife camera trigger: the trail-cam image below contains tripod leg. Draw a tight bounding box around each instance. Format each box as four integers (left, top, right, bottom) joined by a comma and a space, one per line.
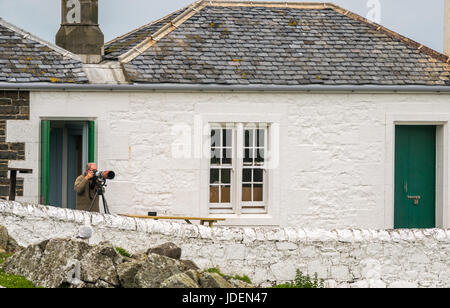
88, 191, 99, 212
101, 194, 111, 215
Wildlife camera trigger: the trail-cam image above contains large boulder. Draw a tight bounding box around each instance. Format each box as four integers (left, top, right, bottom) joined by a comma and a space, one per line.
1, 239, 98, 288
117, 253, 192, 288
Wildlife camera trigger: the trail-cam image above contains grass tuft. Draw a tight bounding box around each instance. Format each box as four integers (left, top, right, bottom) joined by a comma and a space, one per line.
273, 270, 324, 288
115, 247, 131, 258
205, 267, 252, 284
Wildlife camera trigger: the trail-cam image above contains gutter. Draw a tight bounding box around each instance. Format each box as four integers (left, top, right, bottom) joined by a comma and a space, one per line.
0, 83, 449, 93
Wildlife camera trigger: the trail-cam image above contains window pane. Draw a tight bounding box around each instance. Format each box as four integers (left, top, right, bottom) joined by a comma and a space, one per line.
256, 149, 265, 164
242, 169, 252, 183
211, 129, 220, 147
253, 184, 263, 202
222, 149, 232, 165
210, 169, 220, 184
223, 129, 232, 147
256, 129, 265, 147
244, 148, 254, 165
244, 129, 253, 147
242, 184, 252, 202
211, 148, 220, 165
221, 186, 231, 203
253, 169, 263, 183
210, 186, 219, 203
221, 169, 231, 184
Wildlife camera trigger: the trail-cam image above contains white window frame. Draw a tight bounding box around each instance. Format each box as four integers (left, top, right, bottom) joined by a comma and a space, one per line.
240, 123, 268, 214
208, 122, 269, 215
208, 123, 236, 214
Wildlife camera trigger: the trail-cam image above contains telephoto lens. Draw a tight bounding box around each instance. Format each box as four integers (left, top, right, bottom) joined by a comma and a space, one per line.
94, 170, 115, 180
104, 171, 115, 180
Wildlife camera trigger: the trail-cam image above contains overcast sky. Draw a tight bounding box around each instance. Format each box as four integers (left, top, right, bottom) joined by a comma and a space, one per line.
0, 0, 445, 53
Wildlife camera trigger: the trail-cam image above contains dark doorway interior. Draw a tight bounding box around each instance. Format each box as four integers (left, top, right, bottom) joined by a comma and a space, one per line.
49, 121, 88, 209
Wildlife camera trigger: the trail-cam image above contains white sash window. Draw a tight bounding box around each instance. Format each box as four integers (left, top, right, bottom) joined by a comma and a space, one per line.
209, 123, 268, 214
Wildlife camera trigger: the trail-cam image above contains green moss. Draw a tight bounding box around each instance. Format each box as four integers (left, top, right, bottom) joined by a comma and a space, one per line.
0, 270, 42, 288
233, 274, 252, 284
206, 267, 224, 276
272, 270, 324, 289
205, 267, 252, 284
115, 247, 131, 258
0, 253, 13, 265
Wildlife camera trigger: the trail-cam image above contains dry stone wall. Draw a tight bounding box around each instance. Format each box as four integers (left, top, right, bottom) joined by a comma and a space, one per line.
0, 200, 449, 288
0, 90, 29, 199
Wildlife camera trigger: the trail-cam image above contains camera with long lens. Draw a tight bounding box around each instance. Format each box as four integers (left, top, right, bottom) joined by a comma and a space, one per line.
88, 169, 115, 214
92, 170, 115, 182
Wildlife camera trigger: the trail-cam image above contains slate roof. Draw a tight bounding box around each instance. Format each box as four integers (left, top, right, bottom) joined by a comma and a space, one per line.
104, 8, 186, 60
0, 18, 88, 84
118, 1, 450, 86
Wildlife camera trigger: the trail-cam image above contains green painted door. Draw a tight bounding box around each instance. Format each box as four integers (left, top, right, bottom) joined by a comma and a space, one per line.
395, 125, 436, 229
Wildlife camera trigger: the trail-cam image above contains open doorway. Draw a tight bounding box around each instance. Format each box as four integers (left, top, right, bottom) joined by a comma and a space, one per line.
40, 120, 95, 208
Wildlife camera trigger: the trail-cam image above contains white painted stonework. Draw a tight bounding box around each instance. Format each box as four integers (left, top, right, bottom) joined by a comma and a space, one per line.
6, 90, 450, 228
1, 201, 449, 288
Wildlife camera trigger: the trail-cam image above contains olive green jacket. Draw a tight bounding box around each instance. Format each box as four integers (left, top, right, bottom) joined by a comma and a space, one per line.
74, 175, 99, 212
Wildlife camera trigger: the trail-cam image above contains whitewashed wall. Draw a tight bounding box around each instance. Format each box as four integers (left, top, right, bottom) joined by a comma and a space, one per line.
6, 90, 450, 229
0, 201, 449, 288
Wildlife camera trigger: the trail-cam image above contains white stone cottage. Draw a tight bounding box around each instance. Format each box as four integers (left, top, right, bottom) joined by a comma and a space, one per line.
0, 0, 449, 229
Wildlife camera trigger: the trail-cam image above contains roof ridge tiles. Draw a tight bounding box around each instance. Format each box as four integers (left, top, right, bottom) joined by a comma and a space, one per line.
0, 17, 82, 62
104, 5, 190, 47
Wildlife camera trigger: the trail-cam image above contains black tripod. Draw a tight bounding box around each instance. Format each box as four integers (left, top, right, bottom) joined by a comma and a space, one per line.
88, 180, 111, 214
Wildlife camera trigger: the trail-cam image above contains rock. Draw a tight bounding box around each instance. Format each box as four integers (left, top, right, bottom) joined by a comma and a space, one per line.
180, 259, 199, 271
79, 242, 123, 287
161, 273, 200, 288
0, 225, 21, 253
228, 278, 254, 288
185, 269, 201, 283
117, 253, 186, 288
0, 226, 7, 250
199, 272, 233, 288
1, 238, 91, 288
147, 242, 182, 260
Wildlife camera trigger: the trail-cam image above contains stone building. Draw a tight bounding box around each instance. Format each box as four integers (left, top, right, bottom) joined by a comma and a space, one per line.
0, 0, 449, 229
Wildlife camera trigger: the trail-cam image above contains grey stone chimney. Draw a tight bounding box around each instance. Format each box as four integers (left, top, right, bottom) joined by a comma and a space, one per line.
445, 0, 450, 56
56, 0, 104, 64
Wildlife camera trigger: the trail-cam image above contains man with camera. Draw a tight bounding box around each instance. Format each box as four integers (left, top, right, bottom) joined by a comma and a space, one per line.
74, 163, 100, 212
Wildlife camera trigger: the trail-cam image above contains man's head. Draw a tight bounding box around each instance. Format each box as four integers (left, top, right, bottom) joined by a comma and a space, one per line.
85, 163, 97, 173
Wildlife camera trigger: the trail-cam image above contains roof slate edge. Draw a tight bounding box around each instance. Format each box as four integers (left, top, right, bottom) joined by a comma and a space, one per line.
104, 5, 190, 47
115, 0, 450, 67
1, 82, 449, 93
0, 17, 82, 62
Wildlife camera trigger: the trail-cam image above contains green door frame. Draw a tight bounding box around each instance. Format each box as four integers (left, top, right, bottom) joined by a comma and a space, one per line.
40, 120, 50, 205
88, 121, 96, 163
40, 120, 96, 205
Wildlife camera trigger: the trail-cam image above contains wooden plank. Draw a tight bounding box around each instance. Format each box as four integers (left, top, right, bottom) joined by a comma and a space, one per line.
8, 168, 33, 174
119, 214, 226, 221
